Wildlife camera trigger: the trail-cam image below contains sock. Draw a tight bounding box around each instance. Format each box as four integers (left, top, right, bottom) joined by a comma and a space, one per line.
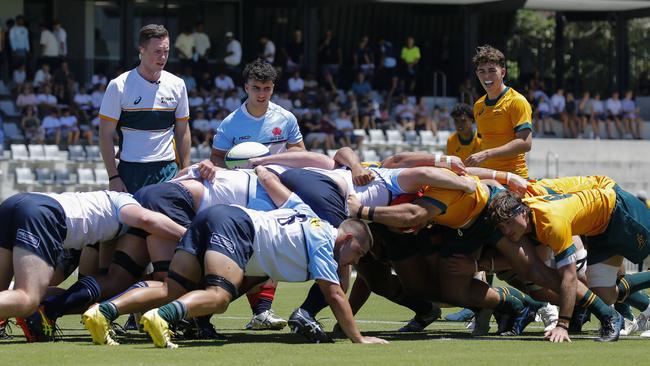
493, 287, 525, 316
254, 298, 272, 315
107, 281, 149, 302
617, 273, 650, 302
98, 302, 120, 322
486, 273, 494, 286
614, 302, 634, 321
299, 283, 329, 317
623, 291, 650, 313
248, 284, 276, 315
577, 290, 615, 323
43, 276, 101, 320
503, 287, 547, 312
158, 301, 187, 324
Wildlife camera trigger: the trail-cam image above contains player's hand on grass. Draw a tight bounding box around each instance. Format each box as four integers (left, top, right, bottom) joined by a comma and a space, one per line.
464, 150, 490, 167
447, 255, 478, 275
545, 326, 571, 343
197, 159, 220, 181
351, 164, 375, 186
109, 177, 128, 192
359, 336, 389, 344
347, 194, 362, 217
505, 174, 528, 197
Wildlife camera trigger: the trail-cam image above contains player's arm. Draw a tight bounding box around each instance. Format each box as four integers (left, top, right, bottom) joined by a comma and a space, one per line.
255, 165, 292, 207
287, 141, 306, 151
347, 194, 441, 228
546, 261, 576, 343
466, 129, 532, 167
249, 150, 335, 170
99, 117, 127, 192
174, 119, 192, 169
210, 148, 227, 168
466, 167, 528, 196
317, 279, 388, 344
119, 205, 186, 242
333, 146, 374, 186
382, 151, 466, 175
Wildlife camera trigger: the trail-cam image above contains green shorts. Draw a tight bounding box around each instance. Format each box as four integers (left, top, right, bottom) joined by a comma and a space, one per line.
585, 185, 650, 265
118, 160, 179, 193
370, 224, 443, 262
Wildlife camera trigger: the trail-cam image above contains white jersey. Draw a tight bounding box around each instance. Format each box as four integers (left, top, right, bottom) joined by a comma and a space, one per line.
43, 191, 138, 250
99, 69, 190, 163
241, 194, 340, 283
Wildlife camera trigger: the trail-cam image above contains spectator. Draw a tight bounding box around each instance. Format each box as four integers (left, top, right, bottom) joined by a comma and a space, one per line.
318, 112, 338, 149
622, 90, 642, 140
209, 109, 225, 136
21, 106, 44, 144
259, 36, 276, 64
223, 89, 241, 113
394, 96, 416, 130
350, 72, 372, 99
550, 88, 569, 137
335, 109, 361, 148
180, 66, 197, 91
536, 94, 554, 136
39, 23, 60, 67
73, 86, 93, 112
415, 96, 435, 133
565, 92, 578, 138
400, 36, 420, 93
52, 20, 67, 59
191, 109, 211, 146
59, 107, 80, 145
590, 93, 606, 139
287, 70, 305, 95
318, 30, 342, 82
197, 71, 214, 93
459, 77, 479, 105
214, 70, 235, 92
303, 72, 319, 104
223, 31, 242, 74
16, 83, 37, 109
12, 63, 26, 88
283, 30, 303, 73
90, 83, 105, 110
605, 91, 624, 139
273, 92, 293, 112
377, 37, 398, 91
91, 70, 108, 87
76, 107, 94, 145
303, 110, 332, 151
175, 26, 195, 70
33, 63, 52, 88
205, 88, 224, 114
577, 92, 592, 138
9, 15, 29, 72
41, 108, 61, 145
36, 85, 58, 114
188, 88, 204, 110
193, 22, 211, 74
353, 35, 374, 76
358, 98, 378, 130
52, 61, 75, 91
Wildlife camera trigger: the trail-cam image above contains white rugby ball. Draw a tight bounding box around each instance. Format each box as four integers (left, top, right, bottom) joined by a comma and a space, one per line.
225, 141, 270, 169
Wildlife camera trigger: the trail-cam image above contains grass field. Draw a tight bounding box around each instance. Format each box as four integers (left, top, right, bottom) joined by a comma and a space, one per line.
0, 281, 648, 366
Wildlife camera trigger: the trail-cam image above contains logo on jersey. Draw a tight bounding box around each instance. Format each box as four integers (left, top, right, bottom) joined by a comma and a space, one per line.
159, 96, 176, 104
272, 127, 282, 136
238, 135, 252, 141
16, 229, 41, 248
134, 96, 142, 105
637, 233, 647, 251
309, 217, 322, 230
210, 233, 235, 254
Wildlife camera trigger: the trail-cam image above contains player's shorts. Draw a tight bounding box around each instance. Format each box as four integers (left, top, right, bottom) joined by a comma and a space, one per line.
585, 185, 650, 265
371, 223, 443, 262
57, 248, 82, 279
117, 160, 178, 194
0, 193, 67, 267
280, 168, 346, 227
371, 168, 406, 196
128, 182, 196, 238
177, 205, 254, 270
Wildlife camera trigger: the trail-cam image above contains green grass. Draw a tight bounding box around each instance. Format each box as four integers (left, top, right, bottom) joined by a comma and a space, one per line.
0, 281, 648, 365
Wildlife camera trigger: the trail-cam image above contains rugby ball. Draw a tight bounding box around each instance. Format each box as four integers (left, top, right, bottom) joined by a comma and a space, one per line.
225, 141, 270, 169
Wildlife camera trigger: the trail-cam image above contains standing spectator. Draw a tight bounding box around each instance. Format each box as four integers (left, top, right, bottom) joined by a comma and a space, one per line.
622, 90, 642, 140
174, 26, 195, 71
91, 69, 108, 87
259, 36, 276, 65
21, 106, 44, 144
223, 31, 242, 75
287, 70, 304, 95
214, 70, 235, 92
590, 93, 606, 139
376, 37, 398, 91
415, 96, 436, 133
59, 107, 80, 146
351, 72, 372, 99
33, 63, 52, 88
9, 15, 29, 72
577, 92, 591, 138
550, 88, 569, 137
283, 30, 303, 73
400, 36, 420, 93
99, 24, 191, 193
39, 23, 60, 68
536, 94, 554, 136
353, 35, 374, 76
16, 83, 37, 109
52, 20, 67, 59
12, 63, 26, 88
318, 30, 342, 82
193, 22, 211, 74
605, 91, 624, 139
41, 108, 61, 145
180, 66, 197, 91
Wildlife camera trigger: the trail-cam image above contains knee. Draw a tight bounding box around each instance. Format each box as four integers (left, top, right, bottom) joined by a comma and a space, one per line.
591, 287, 618, 305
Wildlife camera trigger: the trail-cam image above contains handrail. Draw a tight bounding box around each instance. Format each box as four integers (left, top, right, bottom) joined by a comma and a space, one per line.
546, 150, 559, 178
433, 70, 447, 98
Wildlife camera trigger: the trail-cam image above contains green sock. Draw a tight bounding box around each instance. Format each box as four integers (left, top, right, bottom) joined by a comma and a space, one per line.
98, 302, 119, 322
493, 287, 525, 316
157, 301, 187, 324
624, 291, 650, 312
499, 287, 546, 311
617, 273, 650, 302
577, 290, 615, 323
486, 274, 494, 286
614, 302, 634, 321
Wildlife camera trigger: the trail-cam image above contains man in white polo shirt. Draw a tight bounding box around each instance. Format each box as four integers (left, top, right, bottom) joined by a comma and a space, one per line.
99, 24, 191, 194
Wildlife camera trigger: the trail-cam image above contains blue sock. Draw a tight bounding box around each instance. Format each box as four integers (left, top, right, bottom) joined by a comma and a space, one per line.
299, 283, 328, 317
254, 298, 273, 315
107, 281, 149, 302
43, 276, 101, 320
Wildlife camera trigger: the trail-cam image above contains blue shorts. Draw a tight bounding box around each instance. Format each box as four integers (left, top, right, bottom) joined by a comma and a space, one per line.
176, 205, 254, 270
129, 182, 196, 238
0, 193, 68, 267
280, 168, 346, 227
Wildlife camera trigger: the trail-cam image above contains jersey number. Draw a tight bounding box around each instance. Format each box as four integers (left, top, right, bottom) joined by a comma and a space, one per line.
542, 194, 573, 201
276, 213, 308, 226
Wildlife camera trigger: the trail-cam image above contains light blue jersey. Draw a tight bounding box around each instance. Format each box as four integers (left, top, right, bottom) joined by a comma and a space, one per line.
212, 101, 302, 154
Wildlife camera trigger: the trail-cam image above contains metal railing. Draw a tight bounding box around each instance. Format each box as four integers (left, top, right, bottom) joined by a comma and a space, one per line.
433, 70, 447, 98
546, 150, 559, 178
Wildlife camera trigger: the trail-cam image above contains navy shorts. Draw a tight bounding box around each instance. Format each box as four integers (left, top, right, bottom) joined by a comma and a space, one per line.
0, 193, 68, 267
280, 168, 346, 227
117, 160, 179, 194
176, 205, 254, 270
128, 182, 196, 238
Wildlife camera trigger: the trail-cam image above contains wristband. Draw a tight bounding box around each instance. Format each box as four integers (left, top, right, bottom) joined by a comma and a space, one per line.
368, 206, 376, 221
506, 172, 511, 185
109, 174, 121, 181
356, 206, 364, 219
555, 323, 569, 330
491, 171, 497, 180
445, 156, 452, 169
434, 153, 442, 167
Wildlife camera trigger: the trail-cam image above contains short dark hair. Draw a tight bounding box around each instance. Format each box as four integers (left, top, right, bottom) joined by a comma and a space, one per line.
450, 103, 473, 120
138, 24, 168, 47
242, 59, 277, 84
472, 45, 505, 69
487, 190, 527, 225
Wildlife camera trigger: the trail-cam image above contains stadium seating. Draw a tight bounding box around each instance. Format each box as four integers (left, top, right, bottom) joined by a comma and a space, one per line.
0, 100, 20, 118
54, 167, 75, 186
10, 144, 29, 161
15, 166, 35, 185
68, 145, 87, 162
385, 130, 408, 151
367, 129, 387, 149
3, 123, 25, 143
77, 168, 95, 186
198, 145, 211, 160
94, 168, 110, 186
418, 130, 437, 150
35, 167, 54, 185
85, 145, 103, 162
28, 144, 46, 161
